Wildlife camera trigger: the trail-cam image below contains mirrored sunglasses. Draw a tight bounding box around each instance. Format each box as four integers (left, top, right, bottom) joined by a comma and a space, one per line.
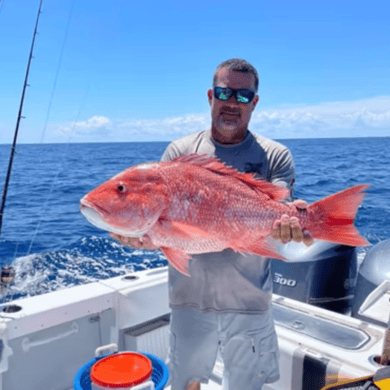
213, 87, 256, 104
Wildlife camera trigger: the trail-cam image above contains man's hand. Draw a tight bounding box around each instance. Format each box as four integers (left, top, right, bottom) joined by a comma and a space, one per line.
109, 233, 158, 250
270, 200, 314, 246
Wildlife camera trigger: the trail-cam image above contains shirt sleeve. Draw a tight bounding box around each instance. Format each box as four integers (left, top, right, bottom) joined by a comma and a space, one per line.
269, 147, 296, 201
160, 141, 181, 162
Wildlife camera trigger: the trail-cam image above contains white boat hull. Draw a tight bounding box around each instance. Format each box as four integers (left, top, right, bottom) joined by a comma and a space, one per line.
0, 267, 386, 390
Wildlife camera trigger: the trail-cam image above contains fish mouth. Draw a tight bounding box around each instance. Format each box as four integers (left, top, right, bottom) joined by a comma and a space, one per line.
79, 197, 113, 232
80, 203, 127, 235
79, 197, 149, 237
80, 203, 107, 229
80, 197, 107, 218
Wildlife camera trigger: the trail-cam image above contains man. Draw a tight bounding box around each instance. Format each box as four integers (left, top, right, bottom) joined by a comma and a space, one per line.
112, 58, 312, 390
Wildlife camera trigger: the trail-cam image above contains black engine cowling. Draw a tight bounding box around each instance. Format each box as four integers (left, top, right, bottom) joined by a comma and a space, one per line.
271, 241, 358, 314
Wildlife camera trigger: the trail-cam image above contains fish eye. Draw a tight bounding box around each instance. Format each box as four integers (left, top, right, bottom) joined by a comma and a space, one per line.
117, 183, 126, 192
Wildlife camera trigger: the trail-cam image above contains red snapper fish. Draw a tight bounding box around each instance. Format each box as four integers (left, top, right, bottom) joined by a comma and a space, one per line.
80, 154, 369, 276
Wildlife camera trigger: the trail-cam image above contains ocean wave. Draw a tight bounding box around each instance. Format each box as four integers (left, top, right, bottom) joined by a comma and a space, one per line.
0, 236, 167, 303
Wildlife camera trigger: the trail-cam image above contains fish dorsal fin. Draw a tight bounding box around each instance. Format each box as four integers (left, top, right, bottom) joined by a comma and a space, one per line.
172, 153, 289, 201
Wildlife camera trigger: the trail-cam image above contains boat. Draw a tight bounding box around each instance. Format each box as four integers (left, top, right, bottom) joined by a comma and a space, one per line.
1, 2, 389, 389
0, 239, 388, 390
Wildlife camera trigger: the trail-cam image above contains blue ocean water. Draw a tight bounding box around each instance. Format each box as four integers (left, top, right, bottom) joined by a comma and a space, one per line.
0, 138, 389, 302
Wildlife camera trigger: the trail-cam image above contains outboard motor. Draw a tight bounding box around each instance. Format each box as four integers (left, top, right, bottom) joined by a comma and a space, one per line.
351, 238, 390, 319
271, 241, 357, 314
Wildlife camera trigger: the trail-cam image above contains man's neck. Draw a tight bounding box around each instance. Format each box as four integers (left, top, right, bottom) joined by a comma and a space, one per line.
211, 127, 248, 145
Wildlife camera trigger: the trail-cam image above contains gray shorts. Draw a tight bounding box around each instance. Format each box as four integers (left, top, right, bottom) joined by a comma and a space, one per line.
165, 307, 280, 390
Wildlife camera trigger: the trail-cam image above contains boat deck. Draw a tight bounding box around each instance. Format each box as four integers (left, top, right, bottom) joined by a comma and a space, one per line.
1, 266, 386, 390
165, 380, 221, 390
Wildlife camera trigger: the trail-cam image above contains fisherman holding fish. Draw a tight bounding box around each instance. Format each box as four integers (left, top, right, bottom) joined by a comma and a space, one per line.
112, 58, 310, 390
85, 58, 368, 390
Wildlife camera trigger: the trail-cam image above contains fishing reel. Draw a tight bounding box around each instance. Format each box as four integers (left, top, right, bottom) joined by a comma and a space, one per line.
0, 266, 21, 313
0, 266, 15, 288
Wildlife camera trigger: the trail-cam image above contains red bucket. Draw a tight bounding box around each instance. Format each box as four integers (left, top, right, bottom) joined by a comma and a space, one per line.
90, 352, 153, 389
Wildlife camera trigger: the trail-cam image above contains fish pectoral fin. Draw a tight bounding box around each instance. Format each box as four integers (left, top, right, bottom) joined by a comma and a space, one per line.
160, 247, 191, 277
236, 239, 286, 260
169, 221, 214, 240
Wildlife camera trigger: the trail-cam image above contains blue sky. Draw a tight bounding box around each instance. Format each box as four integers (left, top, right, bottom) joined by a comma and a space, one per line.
0, 0, 389, 143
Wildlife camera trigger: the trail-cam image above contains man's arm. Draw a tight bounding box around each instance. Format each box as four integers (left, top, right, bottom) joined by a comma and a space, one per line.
268, 147, 313, 246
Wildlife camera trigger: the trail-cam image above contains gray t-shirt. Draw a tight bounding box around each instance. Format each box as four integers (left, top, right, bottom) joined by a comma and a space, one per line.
160, 129, 295, 314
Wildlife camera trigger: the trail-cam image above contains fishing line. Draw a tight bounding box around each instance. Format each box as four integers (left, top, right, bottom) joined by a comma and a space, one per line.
1, 0, 89, 305
0, 0, 44, 308
39, 0, 75, 144
9, 0, 75, 261
26, 84, 91, 257
6, 84, 90, 306
24, 0, 90, 258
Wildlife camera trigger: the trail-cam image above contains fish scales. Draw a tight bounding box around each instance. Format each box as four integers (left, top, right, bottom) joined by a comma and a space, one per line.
80, 154, 369, 276
159, 162, 284, 237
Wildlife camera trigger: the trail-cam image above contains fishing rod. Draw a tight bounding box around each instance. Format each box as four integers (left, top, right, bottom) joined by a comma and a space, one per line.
0, 0, 79, 302
1, 0, 77, 265
0, 0, 44, 238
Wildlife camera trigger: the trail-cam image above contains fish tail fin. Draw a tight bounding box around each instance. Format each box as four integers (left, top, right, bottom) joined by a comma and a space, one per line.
307, 184, 370, 247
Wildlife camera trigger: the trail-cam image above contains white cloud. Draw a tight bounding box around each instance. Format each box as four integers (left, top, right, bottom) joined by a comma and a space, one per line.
59, 115, 112, 136
118, 114, 209, 137
250, 96, 390, 139
44, 96, 390, 143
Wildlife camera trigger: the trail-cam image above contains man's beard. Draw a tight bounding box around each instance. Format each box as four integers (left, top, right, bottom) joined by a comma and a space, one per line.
216, 115, 240, 133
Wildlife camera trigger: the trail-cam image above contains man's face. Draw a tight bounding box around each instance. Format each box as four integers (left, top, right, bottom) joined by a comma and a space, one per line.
208, 67, 259, 140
